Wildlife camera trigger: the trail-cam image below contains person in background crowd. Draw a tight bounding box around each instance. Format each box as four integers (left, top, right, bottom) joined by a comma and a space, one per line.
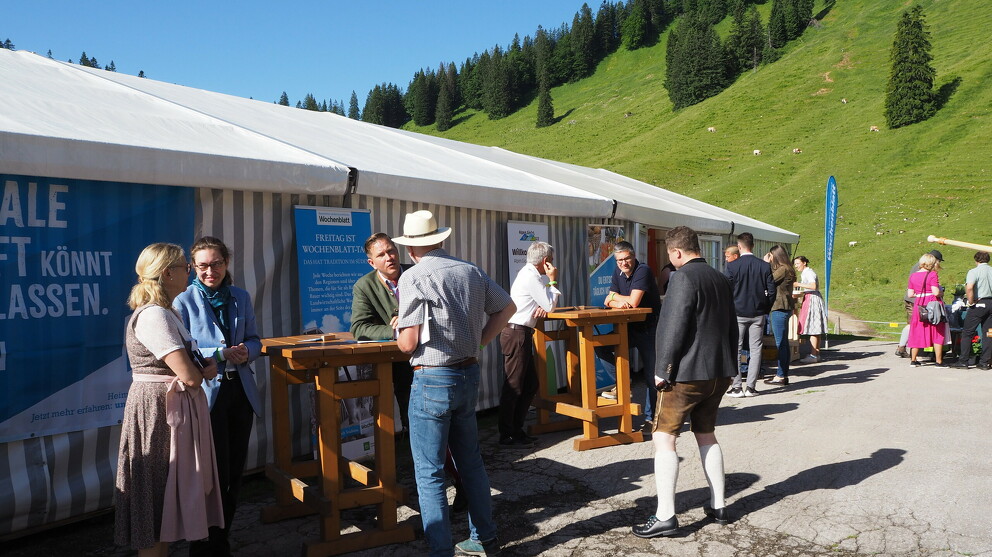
350, 233, 414, 430
174, 237, 262, 557
896, 249, 944, 357
793, 256, 828, 364
499, 241, 560, 448
596, 241, 661, 428
351, 232, 467, 509
724, 245, 740, 265
116, 243, 223, 557
905, 252, 946, 367
764, 245, 796, 386
725, 233, 775, 398
953, 251, 992, 369
632, 226, 738, 538
393, 210, 515, 557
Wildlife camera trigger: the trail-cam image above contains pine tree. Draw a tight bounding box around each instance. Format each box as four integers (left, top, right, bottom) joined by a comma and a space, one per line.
436, 83, 453, 131
768, 0, 787, 48
79, 52, 90, 66
536, 80, 555, 128
302, 93, 319, 111
105, 60, 116, 72
482, 46, 511, 119
665, 14, 727, 110
3, 39, 15, 50
726, 5, 765, 75
784, 0, 801, 41
88, 55, 100, 68
460, 56, 483, 110
621, 0, 650, 50
571, 4, 597, 79
595, 2, 620, 57
278, 92, 290, 106
885, 5, 937, 128
348, 91, 360, 119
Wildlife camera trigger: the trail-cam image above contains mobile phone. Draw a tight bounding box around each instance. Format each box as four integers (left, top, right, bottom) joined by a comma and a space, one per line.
190, 349, 209, 370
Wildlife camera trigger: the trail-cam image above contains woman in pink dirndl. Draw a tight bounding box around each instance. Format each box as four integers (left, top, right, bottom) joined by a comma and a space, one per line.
115, 243, 225, 556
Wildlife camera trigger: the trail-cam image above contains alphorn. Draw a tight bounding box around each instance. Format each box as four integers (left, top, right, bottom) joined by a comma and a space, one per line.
927, 235, 992, 253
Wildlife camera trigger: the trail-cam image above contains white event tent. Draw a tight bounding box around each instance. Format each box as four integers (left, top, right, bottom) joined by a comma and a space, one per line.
0, 49, 797, 536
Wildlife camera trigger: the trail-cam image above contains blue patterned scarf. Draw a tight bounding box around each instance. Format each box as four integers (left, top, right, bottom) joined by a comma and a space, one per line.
193, 278, 231, 344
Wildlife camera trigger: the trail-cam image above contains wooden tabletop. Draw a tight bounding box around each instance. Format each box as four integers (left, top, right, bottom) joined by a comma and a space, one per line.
261, 333, 408, 369
544, 306, 651, 326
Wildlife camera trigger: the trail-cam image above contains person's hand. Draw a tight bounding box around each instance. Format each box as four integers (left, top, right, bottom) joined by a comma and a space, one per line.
225, 344, 250, 365
532, 306, 548, 319
544, 259, 558, 283
201, 357, 219, 381
390, 315, 400, 329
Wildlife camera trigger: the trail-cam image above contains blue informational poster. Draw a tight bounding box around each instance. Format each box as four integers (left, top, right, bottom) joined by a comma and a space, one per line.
293, 207, 372, 334
0, 174, 193, 442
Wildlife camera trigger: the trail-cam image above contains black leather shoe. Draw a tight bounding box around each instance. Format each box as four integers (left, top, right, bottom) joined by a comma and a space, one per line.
950, 362, 970, 369
977, 363, 992, 370
704, 505, 730, 525
763, 376, 789, 385
632, 515, 678, 538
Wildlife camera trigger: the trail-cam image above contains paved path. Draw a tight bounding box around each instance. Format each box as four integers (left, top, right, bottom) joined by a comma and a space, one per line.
9, 339, 991, 556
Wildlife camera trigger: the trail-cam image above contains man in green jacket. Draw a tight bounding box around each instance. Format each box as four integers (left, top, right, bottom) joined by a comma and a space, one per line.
351, 232, 413, 429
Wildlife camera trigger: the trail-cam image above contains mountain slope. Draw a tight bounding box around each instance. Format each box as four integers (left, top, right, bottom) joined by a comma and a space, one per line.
406, 0, 992, 327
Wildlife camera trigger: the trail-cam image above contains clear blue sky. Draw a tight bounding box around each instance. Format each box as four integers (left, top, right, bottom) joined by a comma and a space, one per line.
5, 0, 586, 107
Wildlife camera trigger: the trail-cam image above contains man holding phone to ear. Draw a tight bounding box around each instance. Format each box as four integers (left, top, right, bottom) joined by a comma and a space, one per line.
499, 241, 561, 448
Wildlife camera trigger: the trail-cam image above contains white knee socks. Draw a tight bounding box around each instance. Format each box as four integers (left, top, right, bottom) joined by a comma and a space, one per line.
653, 450, 679, 519
699, 443, 725, 509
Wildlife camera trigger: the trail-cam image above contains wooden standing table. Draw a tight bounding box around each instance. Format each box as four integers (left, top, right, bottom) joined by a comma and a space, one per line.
260, 333, 415, 556
530, 306, 651, 451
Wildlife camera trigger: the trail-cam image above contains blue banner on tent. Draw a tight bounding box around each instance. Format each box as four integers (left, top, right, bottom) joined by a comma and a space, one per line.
0, 174, 193, 442
293, 207, 372, 334
824, 176, 838, 313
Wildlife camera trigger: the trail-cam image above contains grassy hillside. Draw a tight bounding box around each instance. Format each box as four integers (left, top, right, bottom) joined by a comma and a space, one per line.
406, 0, 992, 331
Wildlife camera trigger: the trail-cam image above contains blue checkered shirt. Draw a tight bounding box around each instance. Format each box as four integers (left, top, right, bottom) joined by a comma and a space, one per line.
396, 248, 511, 367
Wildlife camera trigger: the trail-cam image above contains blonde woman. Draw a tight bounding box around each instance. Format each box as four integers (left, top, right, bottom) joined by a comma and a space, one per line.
115, 243, 224, 557
906, 252, 946, 367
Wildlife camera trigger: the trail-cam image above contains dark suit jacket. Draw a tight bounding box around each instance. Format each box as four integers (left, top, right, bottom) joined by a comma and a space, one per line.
350, 266, 409, 340
724, 253, 776, 317
655, 258, 739, 383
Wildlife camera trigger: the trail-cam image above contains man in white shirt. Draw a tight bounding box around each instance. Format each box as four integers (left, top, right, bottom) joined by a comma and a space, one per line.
499, 241, 561, 448
953, 251, 992, 369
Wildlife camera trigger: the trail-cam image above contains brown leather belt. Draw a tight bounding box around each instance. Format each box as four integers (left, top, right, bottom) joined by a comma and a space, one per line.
413, 357, 478, 371
506, 323, 533, 331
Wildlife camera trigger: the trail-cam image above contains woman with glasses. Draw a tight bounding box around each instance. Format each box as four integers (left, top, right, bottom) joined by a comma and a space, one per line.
116, 243, 223, 557
174, 237, 262, 557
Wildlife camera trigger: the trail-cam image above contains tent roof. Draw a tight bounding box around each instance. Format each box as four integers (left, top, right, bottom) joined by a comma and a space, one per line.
0, 50, 352, 193
0, 50, 798, 242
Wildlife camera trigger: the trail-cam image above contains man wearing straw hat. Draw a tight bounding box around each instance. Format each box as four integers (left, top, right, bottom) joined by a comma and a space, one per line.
394, 210, 516, 557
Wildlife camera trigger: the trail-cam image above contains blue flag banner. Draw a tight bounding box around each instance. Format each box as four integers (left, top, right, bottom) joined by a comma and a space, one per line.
293, 207, 372, 334
824, 176, 838, 315
0, 174, 193, 442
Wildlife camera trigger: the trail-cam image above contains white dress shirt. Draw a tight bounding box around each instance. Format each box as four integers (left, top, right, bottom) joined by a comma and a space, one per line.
508, 263, 561, 328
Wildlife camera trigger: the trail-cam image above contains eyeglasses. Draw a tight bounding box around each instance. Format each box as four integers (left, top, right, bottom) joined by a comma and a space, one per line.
169, 263, 191, 274
193, 261, 226, 271
615, 256, 634, 264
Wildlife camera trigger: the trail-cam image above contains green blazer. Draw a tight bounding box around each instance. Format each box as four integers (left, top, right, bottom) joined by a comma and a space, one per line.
350, 266, 407, 340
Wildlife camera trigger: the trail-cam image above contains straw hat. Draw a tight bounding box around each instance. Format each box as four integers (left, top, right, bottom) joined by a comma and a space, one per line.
392, 210, 452, 246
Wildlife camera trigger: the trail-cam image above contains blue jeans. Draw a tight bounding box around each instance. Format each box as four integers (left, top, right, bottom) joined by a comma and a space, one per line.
770, 310, 791, 378
409, 365, 497, 557
594, 325, 657, 420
